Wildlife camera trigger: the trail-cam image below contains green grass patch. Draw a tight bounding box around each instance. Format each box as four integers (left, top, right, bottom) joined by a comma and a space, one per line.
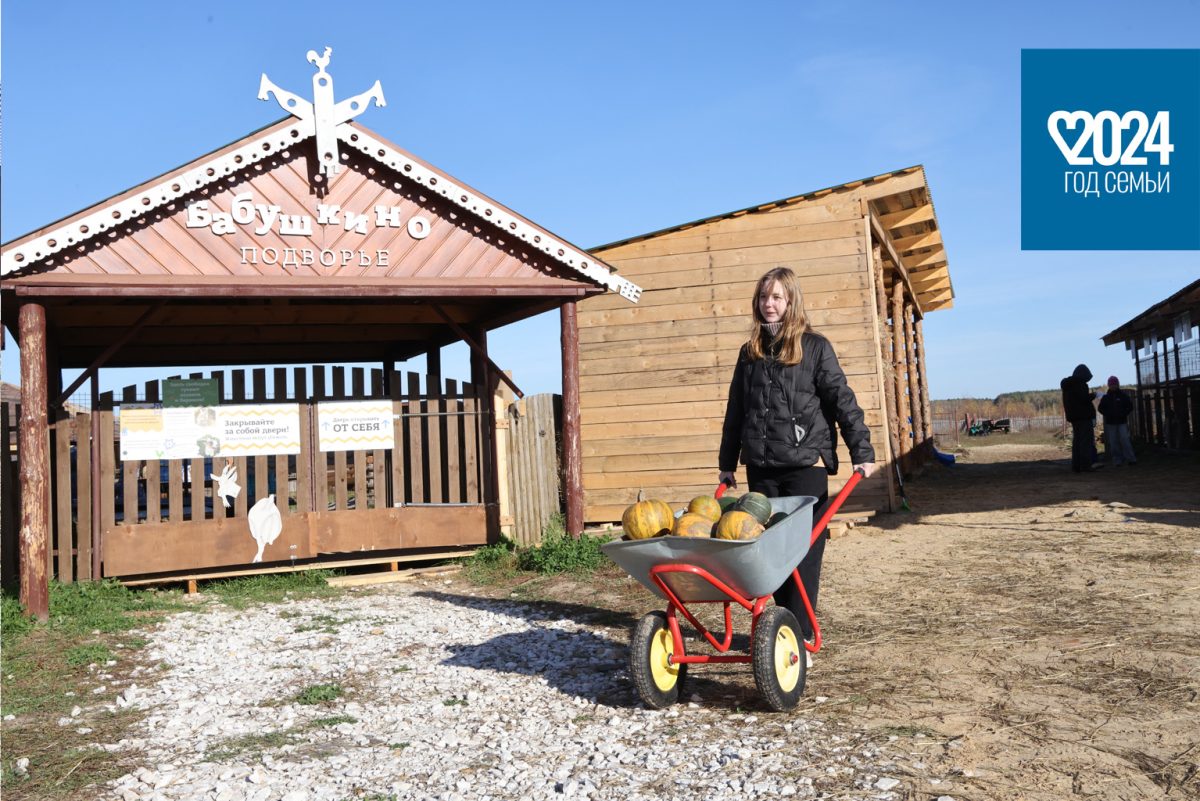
205, 729, 298, 762
516, 516, 613, 575
312, 714, 357, 727
203, 570, 340, 610
294, 614, 349, 634
64, 643, 114, 668
294, 683, 344, 705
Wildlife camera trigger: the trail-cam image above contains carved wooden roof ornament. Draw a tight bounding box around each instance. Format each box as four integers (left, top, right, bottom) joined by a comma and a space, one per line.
1, 49, 642, 302
258, 47, 385, 179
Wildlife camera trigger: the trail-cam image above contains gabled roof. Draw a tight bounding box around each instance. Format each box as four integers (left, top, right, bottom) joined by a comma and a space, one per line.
592, 165, 952, 312
2, 119, 641, 302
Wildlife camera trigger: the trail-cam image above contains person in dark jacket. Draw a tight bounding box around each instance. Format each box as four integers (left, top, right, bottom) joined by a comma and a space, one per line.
1060, 364, 1097, 472
1098, 376, 1137, 465
717, 266, 876, 662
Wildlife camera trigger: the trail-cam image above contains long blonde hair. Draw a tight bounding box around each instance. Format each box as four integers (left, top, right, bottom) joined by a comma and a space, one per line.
746, 266, 810, 365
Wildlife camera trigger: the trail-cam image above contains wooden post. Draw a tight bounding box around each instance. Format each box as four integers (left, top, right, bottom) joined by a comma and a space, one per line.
904, 301, 923, 464
1152, 339, 1164, 444
891, 282, 911, 465
560, 302, 583, 538
872, 249, 902, 468
915, 317, 934, 451
18, 301, 50, 620
471, 327, 501, 541
91, 372, 102, 579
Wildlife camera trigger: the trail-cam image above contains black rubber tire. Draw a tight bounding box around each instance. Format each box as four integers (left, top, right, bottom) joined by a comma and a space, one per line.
752, 606, 806, 711
629, 611, 687, 709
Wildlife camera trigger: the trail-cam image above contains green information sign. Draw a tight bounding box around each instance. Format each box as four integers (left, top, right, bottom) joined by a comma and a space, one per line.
162, 378, 219, 408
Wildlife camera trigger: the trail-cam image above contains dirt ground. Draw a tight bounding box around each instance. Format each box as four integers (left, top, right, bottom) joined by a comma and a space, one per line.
440, 438, 1200, 800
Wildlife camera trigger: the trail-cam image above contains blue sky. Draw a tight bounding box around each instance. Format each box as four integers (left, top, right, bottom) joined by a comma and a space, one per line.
2, 1, 1197, 400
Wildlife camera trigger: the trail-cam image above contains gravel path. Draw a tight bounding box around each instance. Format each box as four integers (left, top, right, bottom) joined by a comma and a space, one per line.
88, 581, 941, 801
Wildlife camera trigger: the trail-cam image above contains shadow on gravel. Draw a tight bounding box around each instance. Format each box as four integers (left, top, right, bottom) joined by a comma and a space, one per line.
413, 589, 638, 630
417, 590, 771, 710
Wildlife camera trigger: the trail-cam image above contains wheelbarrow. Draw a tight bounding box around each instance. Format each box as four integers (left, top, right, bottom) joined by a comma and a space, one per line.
601, 469, 865, 711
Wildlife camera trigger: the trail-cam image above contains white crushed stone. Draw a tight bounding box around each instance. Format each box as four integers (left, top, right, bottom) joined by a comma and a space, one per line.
77, 582, 940, 800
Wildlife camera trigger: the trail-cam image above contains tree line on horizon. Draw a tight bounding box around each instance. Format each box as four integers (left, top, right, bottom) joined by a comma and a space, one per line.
930, 389, 1068, 420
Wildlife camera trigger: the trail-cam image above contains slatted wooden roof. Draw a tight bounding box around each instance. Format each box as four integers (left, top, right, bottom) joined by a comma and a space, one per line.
593, 165, 953, 313
1, 119, 637, 368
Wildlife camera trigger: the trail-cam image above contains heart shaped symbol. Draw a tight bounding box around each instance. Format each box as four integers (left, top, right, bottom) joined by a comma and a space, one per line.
1047, 111, 1093, 165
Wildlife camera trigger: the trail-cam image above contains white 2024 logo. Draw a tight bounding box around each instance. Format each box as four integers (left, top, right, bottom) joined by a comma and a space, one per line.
1048, 111, 1173, 166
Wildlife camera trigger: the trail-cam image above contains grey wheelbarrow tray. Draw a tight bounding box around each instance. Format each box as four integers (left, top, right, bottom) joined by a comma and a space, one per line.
602, 495, 817, 602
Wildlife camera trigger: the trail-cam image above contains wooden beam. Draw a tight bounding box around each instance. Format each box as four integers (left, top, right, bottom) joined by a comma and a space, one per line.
430, 304, 524, 400
891, 231, 943, 253
53, 301, 165, 409
879, 204, 935, 230
18, 302, 50, 620
868, 210, 922, 319
560, 302, 583, 538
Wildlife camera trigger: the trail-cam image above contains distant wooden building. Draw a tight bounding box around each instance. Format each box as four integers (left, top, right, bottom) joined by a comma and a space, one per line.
1102, 278, 1200, 449
581, 166, 953, 522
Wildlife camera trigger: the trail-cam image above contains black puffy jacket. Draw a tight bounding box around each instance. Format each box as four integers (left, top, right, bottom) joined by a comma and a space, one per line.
719, 331, 875, 475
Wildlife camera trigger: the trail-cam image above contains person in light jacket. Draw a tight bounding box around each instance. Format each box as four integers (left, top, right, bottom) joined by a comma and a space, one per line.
717, 266, 876, 661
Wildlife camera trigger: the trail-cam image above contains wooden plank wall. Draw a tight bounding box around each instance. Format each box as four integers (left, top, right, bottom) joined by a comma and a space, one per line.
582, 197, 889, 522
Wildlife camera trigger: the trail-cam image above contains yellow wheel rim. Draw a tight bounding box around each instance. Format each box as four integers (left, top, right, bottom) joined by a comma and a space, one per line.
774, 624, 802, 693
649, 627, 680, 692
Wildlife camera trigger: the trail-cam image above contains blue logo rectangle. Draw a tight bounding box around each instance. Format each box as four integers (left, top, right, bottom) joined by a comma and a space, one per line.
1021, 49, 1199, 250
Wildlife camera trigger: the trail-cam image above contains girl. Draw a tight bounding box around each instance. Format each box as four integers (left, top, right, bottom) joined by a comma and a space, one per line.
718, 266, 876, 660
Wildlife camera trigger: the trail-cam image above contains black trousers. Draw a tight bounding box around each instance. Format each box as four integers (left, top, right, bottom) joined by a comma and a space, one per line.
747, 464, 829, 639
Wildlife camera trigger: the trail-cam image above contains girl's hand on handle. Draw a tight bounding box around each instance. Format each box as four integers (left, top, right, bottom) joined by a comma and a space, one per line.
852, 462, 877, 478
717, 471, 737, 489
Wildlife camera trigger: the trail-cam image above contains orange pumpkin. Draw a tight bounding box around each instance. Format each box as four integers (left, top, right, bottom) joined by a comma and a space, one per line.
686, 495, 722, 522
713, 510, 765, 541
622, 498, 675, 540
673, 512, 715, 538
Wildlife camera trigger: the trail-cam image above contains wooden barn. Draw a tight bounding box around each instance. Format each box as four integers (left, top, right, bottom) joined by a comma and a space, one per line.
580, 166, 953, 523
0, 53, 639, 617
1102, 278, 1200, 450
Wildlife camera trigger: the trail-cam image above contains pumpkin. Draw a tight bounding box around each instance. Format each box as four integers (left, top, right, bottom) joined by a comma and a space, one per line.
766, 511, 789, 529
713, 510, 765, 541
736, 492, 773, 525
686, 495, 722, 522
717, 495, 739, 513
622, 497, 675, 540
673, 512, 715, 538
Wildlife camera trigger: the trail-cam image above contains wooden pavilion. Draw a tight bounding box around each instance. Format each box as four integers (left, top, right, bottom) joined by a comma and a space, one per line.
0, 53, 640, 618
581, 166, 953, 523
1102, 279, 1200, 449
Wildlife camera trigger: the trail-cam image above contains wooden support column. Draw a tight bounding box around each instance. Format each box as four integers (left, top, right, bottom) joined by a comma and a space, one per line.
1152, 340, 1164, 444
18, 302, 50, 620
560, 302, 583, 538
915, 317, 934, 449
891, 281, 912, 465
470, 326, 501, 541
1134, 345, 1147, 440
904, 302, 923, 464
90, 372, 102, 580
872, 248, 902, 472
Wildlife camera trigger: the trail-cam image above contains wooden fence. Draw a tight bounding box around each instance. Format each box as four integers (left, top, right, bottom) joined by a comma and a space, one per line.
2, 377, 580, 586
6, 365, 494, 583
503, 393, 562, 546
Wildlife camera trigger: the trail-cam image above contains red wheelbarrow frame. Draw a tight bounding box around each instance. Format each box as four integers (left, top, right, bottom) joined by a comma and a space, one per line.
648, 469, 865, 668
